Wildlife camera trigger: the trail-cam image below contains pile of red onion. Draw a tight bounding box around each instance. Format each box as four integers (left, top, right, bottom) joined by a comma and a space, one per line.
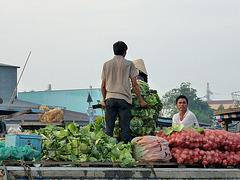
157, 129, 203, 148
157, 129, 240, 166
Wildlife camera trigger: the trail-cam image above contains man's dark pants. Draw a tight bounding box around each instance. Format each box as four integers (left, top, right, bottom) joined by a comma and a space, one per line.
104, 98, 131, 144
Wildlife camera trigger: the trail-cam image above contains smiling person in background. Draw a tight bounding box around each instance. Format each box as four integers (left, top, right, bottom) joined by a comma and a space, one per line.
172, 95, 200, 129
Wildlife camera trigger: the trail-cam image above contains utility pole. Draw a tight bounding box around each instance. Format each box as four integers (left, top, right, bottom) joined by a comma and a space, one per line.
206, 83, 213, 101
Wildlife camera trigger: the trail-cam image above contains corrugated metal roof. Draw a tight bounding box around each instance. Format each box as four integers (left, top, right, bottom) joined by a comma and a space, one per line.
205, 100, 234, 105
0, 63, 20, 68
0, 98, 41, 108
0, 107, 44, 115
4, 109, 90, 124
0, 98, 89, 124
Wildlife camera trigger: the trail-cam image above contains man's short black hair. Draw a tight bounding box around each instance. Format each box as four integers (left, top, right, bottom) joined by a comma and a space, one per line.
113, 41, 128, 55
176, 95, 188, 104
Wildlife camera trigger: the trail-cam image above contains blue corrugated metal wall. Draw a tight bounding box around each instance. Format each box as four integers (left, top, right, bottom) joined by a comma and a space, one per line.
18, 88, 104, 116
0, 66, 18, 100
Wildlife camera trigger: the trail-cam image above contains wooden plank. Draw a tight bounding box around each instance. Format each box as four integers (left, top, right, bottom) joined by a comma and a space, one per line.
3, 160, 237, 169
214, 107, 240, 116
0, 109, 32, 121
20, 122, 64, 131
2, 160, 178, 168
20, 122, 62, 126
2, 161, 121, 167
5, 166, 240, 179
0, 107, 44, 115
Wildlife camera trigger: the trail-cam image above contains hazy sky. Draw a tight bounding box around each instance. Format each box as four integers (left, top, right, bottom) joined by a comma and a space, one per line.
1, 0, 240, 100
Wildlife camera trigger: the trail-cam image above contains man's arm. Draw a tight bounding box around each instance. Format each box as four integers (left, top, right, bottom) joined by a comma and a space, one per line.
101, 80, 106, 108
131, 77, 148, 107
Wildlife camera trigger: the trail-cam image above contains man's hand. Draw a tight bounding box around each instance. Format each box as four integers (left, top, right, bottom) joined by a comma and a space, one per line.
101, 101, 106, 109
140, 100, 148, 108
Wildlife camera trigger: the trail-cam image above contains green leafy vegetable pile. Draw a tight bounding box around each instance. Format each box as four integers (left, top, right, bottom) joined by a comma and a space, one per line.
130, 80, 163, 137
162, 122, 204, 136
35, 117, 136, 167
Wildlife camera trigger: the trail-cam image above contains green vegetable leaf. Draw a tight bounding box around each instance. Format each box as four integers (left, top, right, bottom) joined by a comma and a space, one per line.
80, 142, 88, 153
67, 122, 80, 135
172, 122, 185, 132
194, 127, 204, 133
187, 124, 195, 130
162, 127, 173, 135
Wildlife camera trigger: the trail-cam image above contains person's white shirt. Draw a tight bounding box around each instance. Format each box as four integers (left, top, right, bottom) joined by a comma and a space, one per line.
172, 109, 200, 129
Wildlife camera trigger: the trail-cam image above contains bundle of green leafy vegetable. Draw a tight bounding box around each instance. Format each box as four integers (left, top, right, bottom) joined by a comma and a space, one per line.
162, 122, 204, 136
129, 80, 163, 137
35, 117, 136, 167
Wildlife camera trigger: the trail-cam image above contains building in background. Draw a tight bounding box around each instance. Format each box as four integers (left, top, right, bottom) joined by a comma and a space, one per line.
0, 63, 19, 101
0, 63, 92, 127
18, 88, 104, 116
202, 83, 238, 110
205, 100, 234, 110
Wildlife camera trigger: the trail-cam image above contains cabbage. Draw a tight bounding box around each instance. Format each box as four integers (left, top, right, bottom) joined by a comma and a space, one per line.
35, 117, 135, 167
128, 80, 163, 138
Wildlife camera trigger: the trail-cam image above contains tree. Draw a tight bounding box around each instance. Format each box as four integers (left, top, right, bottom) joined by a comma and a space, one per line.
161, 82, 214, 124
217, 104, 224, 110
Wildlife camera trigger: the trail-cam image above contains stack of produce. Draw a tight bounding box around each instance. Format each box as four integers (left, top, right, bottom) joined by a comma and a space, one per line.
170, 147, 204, 164
131, 136, 172, 162
222, 132, 240, 151
157, 124, 240, 166
35, 117, 136, 167
159, 130, 204, 149
202, 129, 227, 150
221, 151, 240, 166
157, 123, 204, 149
129, 80, 163, 138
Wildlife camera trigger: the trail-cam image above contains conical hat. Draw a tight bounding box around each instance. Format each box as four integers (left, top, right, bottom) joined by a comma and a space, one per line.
133, 59, 148, 75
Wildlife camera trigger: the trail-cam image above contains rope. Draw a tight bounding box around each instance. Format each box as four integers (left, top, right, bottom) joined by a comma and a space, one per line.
146, 162, 157, 178
18, 160, 33, 180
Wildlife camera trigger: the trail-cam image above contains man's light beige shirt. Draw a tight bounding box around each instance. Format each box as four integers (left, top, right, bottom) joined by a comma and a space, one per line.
101, 55, 138, 104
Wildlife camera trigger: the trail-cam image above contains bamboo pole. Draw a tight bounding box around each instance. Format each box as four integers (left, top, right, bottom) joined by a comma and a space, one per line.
8, 51, 32, 107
